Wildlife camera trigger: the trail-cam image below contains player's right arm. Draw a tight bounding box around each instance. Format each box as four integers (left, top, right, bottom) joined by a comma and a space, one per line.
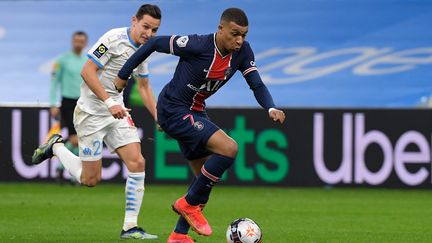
115, 35, 201, 88
82, 33, 128, 119
80, 60, 127, 119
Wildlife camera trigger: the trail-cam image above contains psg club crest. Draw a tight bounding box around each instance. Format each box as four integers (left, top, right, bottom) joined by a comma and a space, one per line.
224, 67, 232, 77
193, 121, 204, 131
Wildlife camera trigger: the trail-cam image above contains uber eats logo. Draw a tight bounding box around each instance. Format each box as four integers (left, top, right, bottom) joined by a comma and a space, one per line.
155, 116, 289, 183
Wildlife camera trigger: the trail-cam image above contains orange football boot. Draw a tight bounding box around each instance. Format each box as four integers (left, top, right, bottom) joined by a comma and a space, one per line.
172, 196, 212, 236
167, 231, 195, 243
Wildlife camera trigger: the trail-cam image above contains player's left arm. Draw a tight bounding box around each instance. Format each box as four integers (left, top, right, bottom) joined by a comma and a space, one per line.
244, 72, 285, 124
241, 43, 285, 124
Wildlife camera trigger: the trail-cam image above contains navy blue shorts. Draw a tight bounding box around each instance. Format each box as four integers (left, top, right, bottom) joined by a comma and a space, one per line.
157, 108, 219, 160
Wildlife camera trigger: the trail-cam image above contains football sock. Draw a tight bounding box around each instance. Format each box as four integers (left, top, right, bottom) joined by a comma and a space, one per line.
185, 154, 234, 205
53, 143, 82, 183
123, 172, 145, 231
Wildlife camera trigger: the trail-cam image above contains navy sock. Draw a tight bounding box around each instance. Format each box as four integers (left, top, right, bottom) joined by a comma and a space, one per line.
185, 154, 234, 205
174, 216, 190, 234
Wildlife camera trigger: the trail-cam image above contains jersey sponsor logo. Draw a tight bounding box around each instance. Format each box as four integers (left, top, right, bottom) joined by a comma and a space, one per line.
187, 81, 224, 93
187, 83, 201, 92
93, 43, 108, 58
250, 60, 256, 67
199, 80, 223, 92
176, 36, 189, 48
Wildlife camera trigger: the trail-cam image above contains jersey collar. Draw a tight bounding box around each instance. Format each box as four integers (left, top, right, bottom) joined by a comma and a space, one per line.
127, 27, 140, 48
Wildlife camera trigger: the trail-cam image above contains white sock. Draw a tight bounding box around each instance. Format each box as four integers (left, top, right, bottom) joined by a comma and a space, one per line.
53, 143, 82, 183
123, 172, 145, 231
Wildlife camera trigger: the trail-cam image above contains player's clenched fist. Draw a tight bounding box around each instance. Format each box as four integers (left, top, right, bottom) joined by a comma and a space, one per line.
109, 105, 128, 119
269, 108, 286, 124
104, 97, 128, 119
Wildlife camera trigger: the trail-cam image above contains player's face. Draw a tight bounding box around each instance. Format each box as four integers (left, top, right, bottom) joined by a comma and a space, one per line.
131, 14, 161, 45
218, 21, 248, 53
72, 35, 87, 54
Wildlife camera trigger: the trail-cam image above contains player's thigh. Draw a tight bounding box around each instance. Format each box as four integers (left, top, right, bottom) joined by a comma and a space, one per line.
116, 142, 145, 172
76, 129, 105, 162
206, 129, 238, 158
104, 115, 143, 172
159, 111, 219, 160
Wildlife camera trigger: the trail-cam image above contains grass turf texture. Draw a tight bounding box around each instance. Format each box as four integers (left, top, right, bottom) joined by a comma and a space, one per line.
1, 183, 432, 242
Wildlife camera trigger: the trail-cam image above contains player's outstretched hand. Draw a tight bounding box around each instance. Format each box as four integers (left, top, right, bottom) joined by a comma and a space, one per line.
109, 104, 128, 119
269, 108, 286, 124
114, 77, 127, 93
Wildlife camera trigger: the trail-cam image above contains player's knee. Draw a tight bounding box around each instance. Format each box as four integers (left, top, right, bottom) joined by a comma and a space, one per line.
223, 139, 238, 158
81, 175, 101, 187
127, 155, 145, 172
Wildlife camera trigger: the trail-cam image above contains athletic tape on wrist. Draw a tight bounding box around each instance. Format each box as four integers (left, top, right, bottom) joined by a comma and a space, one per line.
104, 97, 118, 108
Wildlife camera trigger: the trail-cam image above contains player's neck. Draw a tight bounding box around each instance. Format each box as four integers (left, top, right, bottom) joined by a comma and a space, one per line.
215, 33, 229, 56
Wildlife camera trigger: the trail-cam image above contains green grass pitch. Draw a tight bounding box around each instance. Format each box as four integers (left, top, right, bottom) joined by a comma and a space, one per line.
1, 183, 432, 242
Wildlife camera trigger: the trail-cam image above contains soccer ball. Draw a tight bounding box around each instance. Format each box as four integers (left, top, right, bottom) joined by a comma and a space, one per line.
226, 218, 262, 243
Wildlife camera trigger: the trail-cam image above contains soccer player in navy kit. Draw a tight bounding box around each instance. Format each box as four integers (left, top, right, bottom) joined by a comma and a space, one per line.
116, 8, 286, 242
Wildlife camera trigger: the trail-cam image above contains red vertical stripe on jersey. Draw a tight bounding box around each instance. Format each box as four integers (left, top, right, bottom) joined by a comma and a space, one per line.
191, 49, 232, 111
191, 92, 211, 111
206, 49, 232, 80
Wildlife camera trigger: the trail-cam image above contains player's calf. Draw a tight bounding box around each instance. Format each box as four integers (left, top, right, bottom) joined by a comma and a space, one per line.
80, 176, 100, 187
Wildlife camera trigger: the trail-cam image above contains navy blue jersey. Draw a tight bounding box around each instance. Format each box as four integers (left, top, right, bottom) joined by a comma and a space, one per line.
118, 33, 275, 112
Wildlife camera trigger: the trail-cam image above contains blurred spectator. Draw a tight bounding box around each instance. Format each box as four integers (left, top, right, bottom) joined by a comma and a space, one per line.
50, 31, 88, 183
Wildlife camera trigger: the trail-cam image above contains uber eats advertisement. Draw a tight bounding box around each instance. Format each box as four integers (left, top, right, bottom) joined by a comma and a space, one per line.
2, 106, 432, 188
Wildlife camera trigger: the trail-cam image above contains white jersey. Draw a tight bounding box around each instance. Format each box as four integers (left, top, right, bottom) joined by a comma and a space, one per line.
77, 27, 149, 115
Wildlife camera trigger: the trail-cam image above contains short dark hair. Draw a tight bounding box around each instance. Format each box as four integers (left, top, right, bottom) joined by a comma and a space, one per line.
221, 8, 248, 26
72, 31, 88, 39
136, 4, 162, 20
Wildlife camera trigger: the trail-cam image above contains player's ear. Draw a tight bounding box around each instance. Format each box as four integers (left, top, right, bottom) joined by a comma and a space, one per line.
218, 24, 224, 34
132, 15, 138, 26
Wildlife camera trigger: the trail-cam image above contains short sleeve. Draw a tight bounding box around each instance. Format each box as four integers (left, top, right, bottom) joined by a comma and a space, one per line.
134, 60, 149, 78
87, 32, 114, 68
239, 42, 258, 77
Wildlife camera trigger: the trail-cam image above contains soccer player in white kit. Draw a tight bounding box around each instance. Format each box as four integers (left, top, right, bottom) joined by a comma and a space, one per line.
32, 4, 161, 240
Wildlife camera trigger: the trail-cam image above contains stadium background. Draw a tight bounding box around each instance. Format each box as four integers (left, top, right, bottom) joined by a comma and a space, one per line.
1, 0, 432, 242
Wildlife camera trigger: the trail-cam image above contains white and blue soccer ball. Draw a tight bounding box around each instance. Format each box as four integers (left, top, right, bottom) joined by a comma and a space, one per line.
226, 218, 262, 243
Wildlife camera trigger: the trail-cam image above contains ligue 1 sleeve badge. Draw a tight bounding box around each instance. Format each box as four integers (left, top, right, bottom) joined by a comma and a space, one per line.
93, 43, 108, 58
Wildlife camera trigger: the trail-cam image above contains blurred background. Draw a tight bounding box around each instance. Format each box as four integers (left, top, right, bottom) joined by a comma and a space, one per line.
1, 0, 432, 107
2, 1, 432, 242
